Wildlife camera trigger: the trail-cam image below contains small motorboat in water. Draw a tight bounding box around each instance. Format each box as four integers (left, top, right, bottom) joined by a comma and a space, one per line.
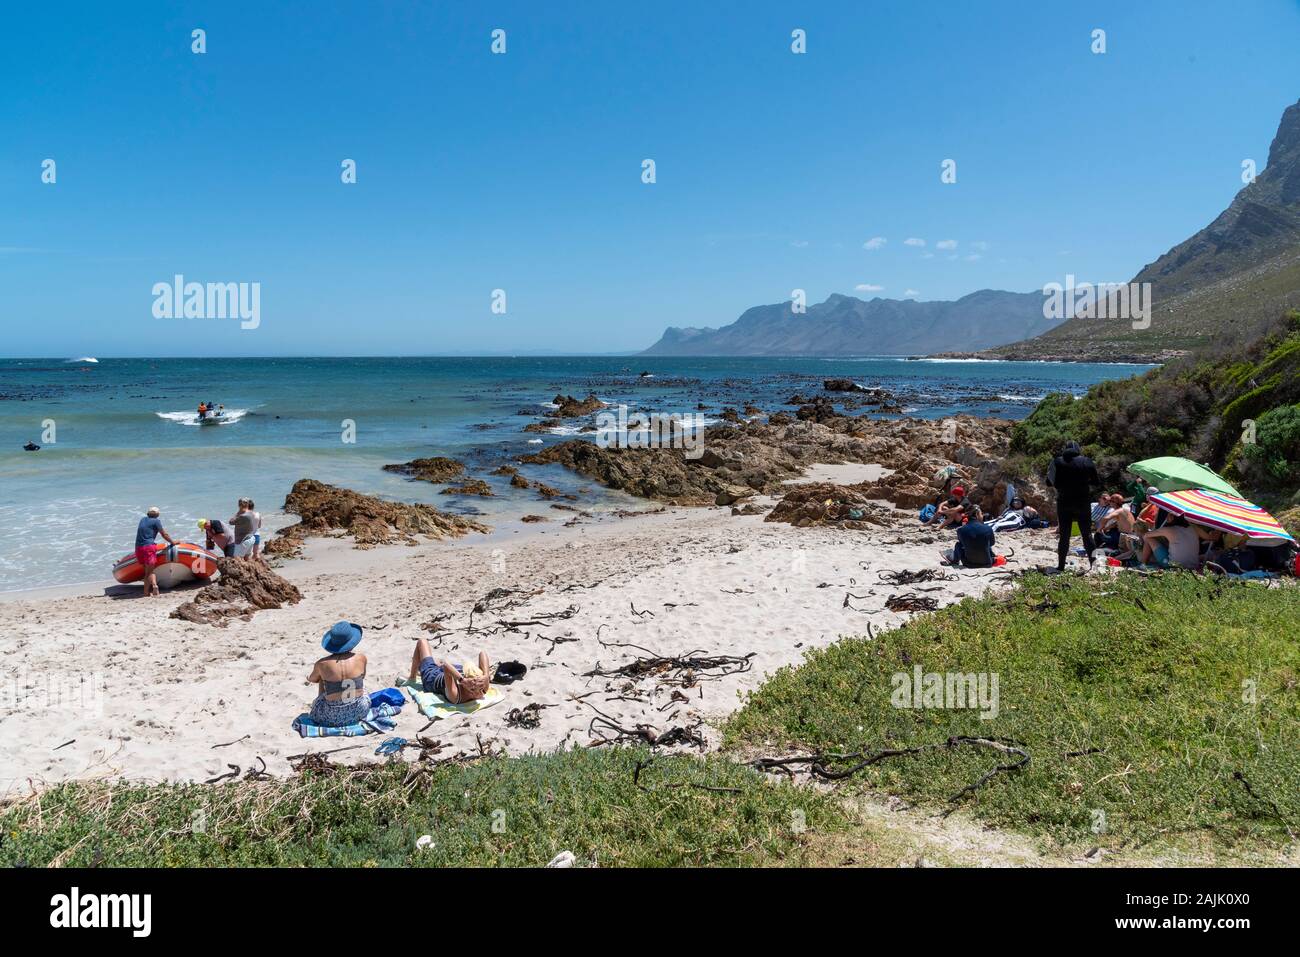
112, 542, 223, 587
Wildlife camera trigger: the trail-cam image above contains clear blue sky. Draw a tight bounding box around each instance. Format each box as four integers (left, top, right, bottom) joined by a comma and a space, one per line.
2, 0, 1297, 356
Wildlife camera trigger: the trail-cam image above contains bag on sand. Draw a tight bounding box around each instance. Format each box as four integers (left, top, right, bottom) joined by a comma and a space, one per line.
919, 503, 937, 523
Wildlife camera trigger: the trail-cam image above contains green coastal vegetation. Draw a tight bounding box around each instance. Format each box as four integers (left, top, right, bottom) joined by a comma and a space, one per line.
1008, 310, 1300, 527
6, 574, 1296, 867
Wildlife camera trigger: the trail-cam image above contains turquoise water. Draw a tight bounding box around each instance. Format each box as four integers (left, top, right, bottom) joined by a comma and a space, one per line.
0, 356, 1151, 591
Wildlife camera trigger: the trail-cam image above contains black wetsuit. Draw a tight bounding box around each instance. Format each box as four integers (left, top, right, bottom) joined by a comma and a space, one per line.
1047, 444, 1101, 570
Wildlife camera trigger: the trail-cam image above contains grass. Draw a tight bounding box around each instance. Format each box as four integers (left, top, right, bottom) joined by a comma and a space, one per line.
725, 573, 1300, 854
0, 746, 841, 867
7, 575, 1298, 867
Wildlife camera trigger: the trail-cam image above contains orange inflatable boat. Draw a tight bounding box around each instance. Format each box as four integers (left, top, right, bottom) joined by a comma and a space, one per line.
112, 541, 223, 587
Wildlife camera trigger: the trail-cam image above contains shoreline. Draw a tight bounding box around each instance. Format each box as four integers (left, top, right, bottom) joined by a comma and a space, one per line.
0, 460, 1065, 795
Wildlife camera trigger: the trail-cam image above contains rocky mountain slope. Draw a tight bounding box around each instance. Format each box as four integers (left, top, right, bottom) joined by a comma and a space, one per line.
990, 98, 1300, 362
642, 289, 1057, 356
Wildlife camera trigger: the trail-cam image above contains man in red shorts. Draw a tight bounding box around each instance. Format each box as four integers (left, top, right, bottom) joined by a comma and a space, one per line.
134, 506, 176, 597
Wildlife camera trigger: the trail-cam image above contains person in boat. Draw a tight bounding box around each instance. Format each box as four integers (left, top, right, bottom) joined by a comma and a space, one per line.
135, 506, 176, 597
198, 518, 234, 556
308, 622, 370, 727
229, 499, 261, 559
197, 402, 208, 420
408, 636, 491, 704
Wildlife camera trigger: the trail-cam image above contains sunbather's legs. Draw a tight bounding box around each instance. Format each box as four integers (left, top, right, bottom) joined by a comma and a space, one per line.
478, 651, 491, 678
408, 637, 433, 681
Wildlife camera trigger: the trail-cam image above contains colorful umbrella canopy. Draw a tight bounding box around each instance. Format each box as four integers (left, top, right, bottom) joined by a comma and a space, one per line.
1147, 489, 1295, 546
1129, 457, 1240, 498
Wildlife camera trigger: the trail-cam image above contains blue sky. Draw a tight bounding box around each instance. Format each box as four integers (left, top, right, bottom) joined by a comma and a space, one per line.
2, 0, 1297, 356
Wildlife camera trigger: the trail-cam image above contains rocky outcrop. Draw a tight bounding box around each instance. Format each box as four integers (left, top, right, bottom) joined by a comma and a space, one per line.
170, 559, 302, 627
441, 479, 494, 497
516, 412, 1034, 519
795, 397, 840, 423
267, 479, 489, 555
552, 393, 606, 417
764, 483, 889, 529
381, 457, 466, 483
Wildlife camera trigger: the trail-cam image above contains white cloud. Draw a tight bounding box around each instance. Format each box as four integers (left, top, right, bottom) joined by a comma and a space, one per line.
790, 240, 809, 248
904, 289, 920, 297
965, 254, 982, 262
854, 283, 885, 293
936, 239, 957, 250
921, 252, 935, 259
970, 240, 989, 251
903, 237, 926, 247
863, 236, 887, 250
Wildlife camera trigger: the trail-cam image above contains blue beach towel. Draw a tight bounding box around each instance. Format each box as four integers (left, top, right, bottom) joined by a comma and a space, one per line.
291, 699, 403, 738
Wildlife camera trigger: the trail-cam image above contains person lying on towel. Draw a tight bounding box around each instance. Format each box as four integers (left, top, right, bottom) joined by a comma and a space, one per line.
408, 637, 491, 703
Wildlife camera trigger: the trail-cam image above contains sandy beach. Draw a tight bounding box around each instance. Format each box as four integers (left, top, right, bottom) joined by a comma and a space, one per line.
0, 463, 1063, 797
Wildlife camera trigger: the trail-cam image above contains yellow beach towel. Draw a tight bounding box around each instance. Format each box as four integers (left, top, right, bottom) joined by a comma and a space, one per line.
398, 677, 504, 719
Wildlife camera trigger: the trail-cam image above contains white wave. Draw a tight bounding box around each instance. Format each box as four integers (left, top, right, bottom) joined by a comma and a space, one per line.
156, 408, 250, 426
65, 356, 98, 363
526, 438, 543, 444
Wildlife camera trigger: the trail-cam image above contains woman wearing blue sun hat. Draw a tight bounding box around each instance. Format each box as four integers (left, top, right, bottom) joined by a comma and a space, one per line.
306, 621, 369, 726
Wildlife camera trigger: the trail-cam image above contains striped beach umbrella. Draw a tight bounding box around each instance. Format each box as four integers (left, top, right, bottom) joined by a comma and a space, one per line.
1147, 489, 1296, 546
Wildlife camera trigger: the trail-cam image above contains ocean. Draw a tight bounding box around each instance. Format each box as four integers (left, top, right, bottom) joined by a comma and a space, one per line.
0, 355, 1152, 592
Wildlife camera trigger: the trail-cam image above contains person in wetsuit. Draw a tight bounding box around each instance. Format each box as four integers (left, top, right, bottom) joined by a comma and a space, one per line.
1046, 440, 1101, 572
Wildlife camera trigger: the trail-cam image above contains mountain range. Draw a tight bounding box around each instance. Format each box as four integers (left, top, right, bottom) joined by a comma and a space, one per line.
642, 97, 1300, 362
989, 97, 1300, 361
640, 289, 1058, 356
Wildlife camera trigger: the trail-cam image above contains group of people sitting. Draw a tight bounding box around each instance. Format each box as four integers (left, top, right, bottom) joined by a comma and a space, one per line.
1086, 486, 1253, 572
307, 621, 491, 727
922, 440, 1277, 575
923, 482, 1028, 569
198, 499, 263, 559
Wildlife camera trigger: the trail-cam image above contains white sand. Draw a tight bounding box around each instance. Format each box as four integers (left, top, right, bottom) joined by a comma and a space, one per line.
0, 483, 1065, 797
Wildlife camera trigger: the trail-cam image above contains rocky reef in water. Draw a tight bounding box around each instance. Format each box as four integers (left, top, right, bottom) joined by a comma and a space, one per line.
518, 410, 1045, 516
381, 456, 467, 483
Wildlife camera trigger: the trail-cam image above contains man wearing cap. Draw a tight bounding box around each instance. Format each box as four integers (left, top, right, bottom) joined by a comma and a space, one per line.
134, 507, 175, 597
927, 484, 967, 529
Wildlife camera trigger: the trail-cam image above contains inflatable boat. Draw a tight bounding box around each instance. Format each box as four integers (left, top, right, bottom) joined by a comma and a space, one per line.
112, 542, 223, 587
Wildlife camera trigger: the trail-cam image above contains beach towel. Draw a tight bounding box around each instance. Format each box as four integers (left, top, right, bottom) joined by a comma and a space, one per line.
988, 510, 1026, 532
291, 700, 402, 737
399, 677, 505, 719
